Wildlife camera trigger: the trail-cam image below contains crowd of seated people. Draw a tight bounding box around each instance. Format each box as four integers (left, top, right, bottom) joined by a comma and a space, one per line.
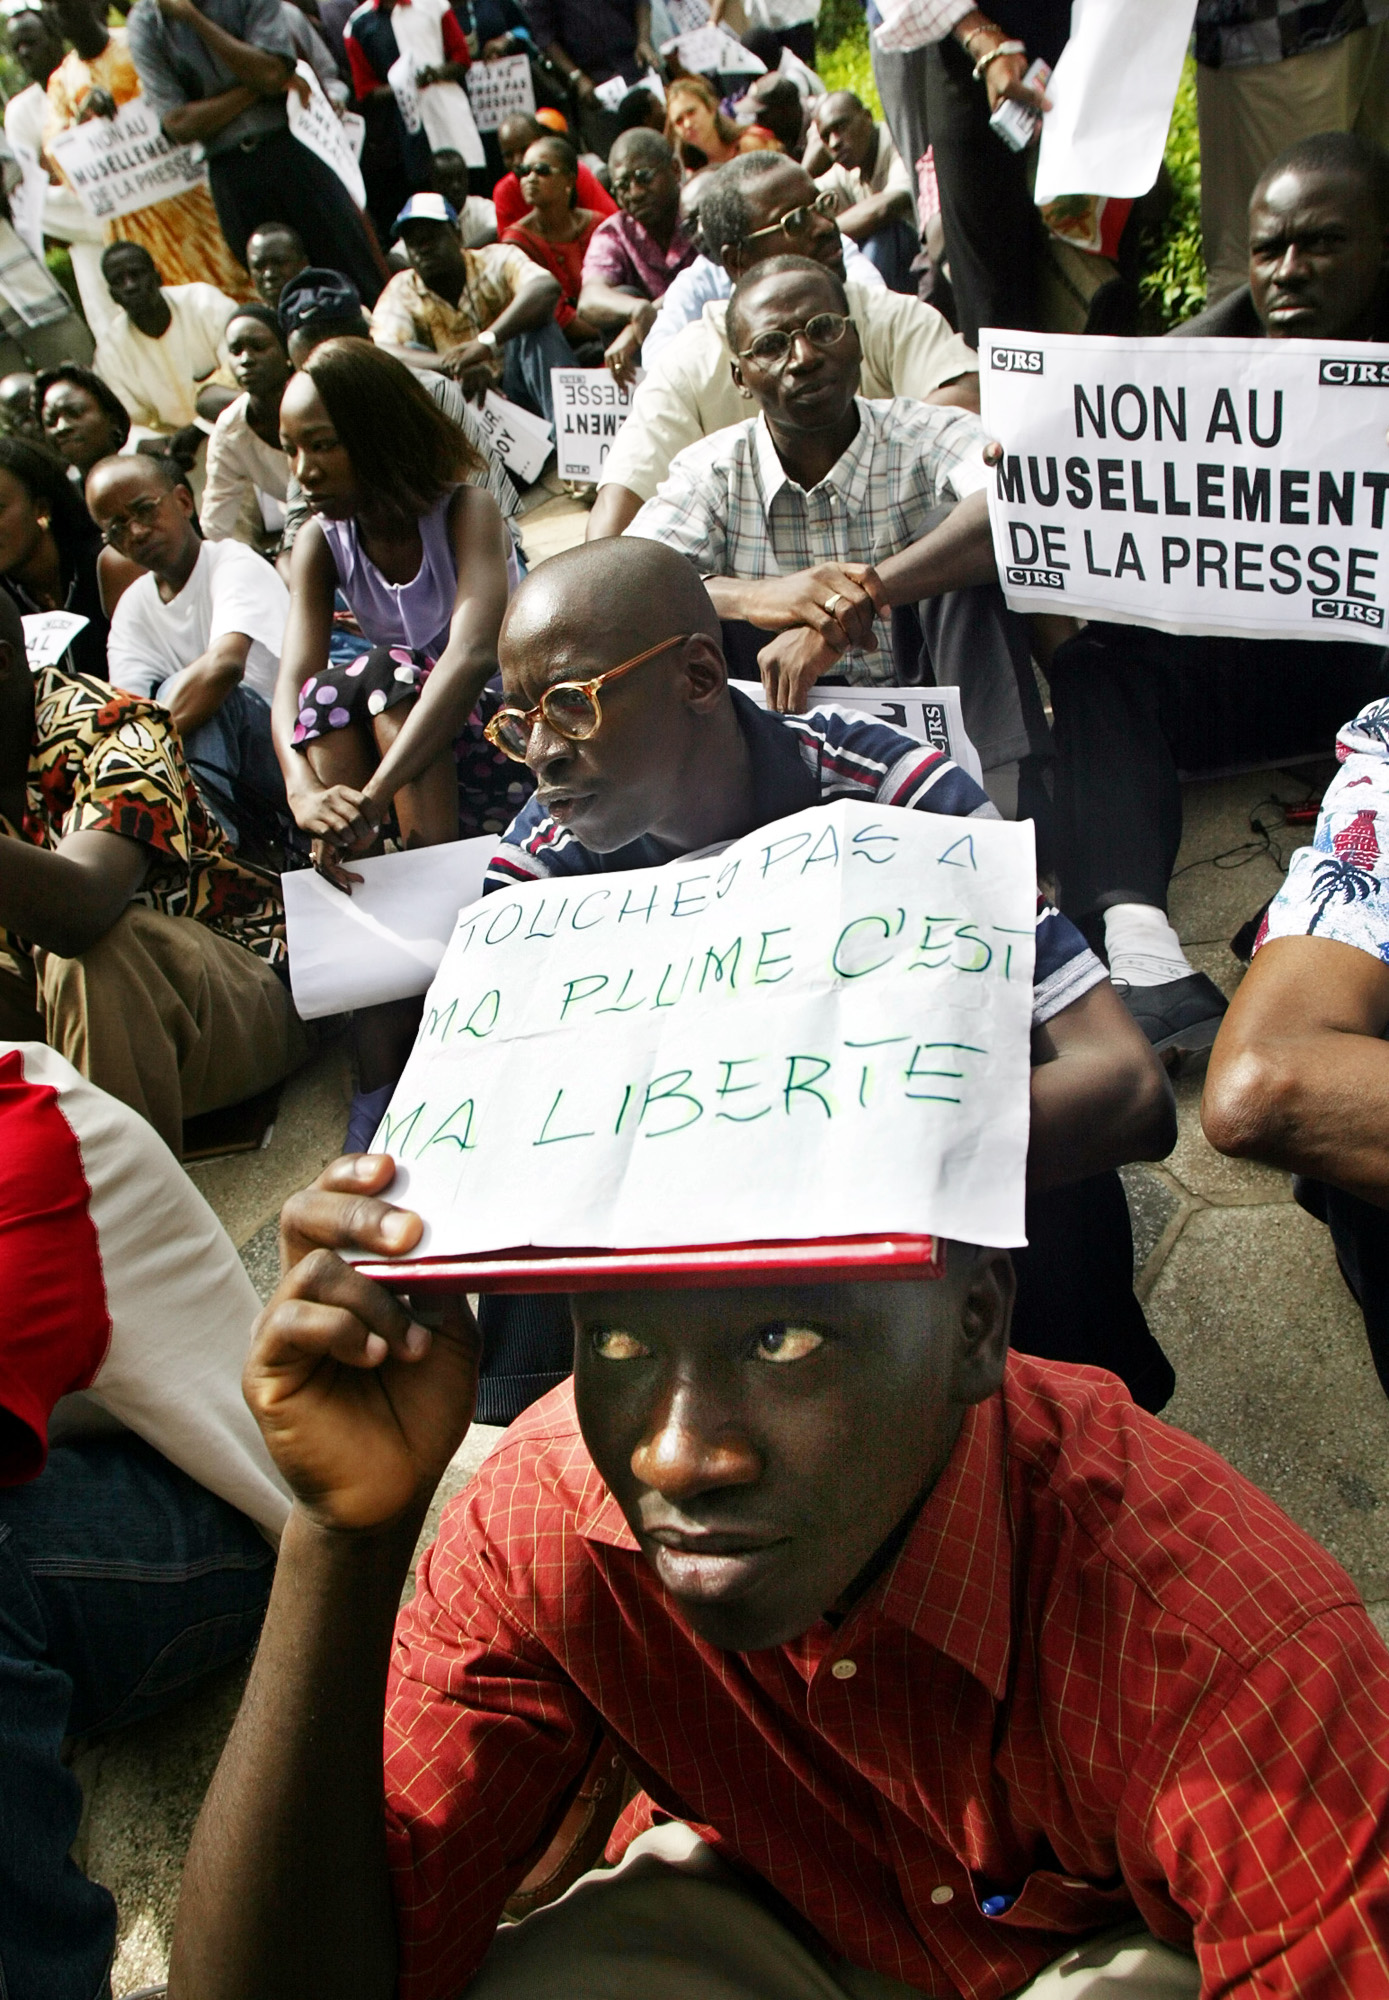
1, 0, 1389, 1988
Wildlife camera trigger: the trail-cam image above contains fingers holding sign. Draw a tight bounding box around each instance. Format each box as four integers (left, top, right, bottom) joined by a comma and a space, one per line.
249, 1154, 481, 1533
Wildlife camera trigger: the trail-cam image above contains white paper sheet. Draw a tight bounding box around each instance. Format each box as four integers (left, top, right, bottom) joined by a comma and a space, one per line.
368, 800, 1037, 1254
476, 389, 553, 483
22, 610, 89, 671
742, 681, 982, 783
1033, 0, 1198, 204
551, 366, 637, 482
466, 52, 535, 132
981, 328, 1389, 644
659, 25, 765, 75
286, 61, 367, 211
388, 52, 486, 165
282, 840, 494, 1019
47, 94, 207, 221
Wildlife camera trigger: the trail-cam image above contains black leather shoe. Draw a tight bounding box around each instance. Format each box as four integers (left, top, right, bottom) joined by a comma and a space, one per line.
1115, 971, 1228, 1057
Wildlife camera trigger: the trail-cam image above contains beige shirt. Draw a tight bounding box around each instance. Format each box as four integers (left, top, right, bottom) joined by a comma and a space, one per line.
200, 391, 291, 544
815, 123, 915, 211
600, 282, 976, 503
370, 243, 536, 385
93, 281, 237, 431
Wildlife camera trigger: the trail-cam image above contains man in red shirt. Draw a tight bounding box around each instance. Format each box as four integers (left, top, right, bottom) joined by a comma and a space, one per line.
169, 1144, 1389, 1999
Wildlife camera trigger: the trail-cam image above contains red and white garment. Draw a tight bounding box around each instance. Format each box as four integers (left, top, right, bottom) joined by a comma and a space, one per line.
0, 1042, 290, 1538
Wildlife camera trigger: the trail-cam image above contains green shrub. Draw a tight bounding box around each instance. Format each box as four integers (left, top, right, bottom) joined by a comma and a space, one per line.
1138, 56, 1206, 330
814, 0, 882, 114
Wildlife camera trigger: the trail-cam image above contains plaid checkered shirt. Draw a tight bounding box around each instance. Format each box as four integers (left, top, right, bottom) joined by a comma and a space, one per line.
1195, 0, 1389, 66
627, 398, 992, 688
383, 1356, 1389, 1999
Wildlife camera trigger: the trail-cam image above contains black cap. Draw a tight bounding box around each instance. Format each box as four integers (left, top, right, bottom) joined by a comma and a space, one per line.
277, 267, 367, 338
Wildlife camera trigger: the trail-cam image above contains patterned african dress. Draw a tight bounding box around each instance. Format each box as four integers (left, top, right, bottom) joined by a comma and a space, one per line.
1, 666, 286, 982
44, 32, 253, 299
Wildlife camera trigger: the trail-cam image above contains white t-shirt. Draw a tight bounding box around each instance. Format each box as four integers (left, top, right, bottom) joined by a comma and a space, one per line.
0, 1041, 290, 1538
107, 537, 289, 707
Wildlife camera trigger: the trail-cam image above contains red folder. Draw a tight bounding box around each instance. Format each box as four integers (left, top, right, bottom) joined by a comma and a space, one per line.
355, 1233, 944, 1295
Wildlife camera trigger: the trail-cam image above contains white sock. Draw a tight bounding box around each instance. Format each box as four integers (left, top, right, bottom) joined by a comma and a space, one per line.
1103, 903, 1195, 988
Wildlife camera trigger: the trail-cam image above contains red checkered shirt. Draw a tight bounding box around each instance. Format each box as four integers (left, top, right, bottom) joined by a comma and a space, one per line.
384, 1355, 1389, 1998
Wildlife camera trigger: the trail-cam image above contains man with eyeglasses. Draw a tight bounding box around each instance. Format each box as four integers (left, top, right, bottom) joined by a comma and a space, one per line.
585, 152, 979, 543
626, 256, 1046, 784
0, 575, 304, 1155
577, 130, 699, 387
88, 452, 292, 854
469, 535, 1178, 1420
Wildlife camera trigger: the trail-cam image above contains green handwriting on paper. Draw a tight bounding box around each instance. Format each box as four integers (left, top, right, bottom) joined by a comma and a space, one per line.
417, 908, 1030, 1048
382, 1038, 990, 1164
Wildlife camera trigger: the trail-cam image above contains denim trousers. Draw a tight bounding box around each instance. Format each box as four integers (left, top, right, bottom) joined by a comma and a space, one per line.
501, 320, 575, 429
182, 681, 289, 854
0, 1435, 275, 2000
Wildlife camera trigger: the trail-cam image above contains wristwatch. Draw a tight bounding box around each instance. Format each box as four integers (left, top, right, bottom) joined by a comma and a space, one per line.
477, 327, 499, 350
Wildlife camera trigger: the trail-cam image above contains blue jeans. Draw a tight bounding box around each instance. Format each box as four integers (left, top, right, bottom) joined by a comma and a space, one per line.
502, 320, 573, 429
183, 681, 289, 852
0, 1436, 275, 2000
859, 216, 921, 294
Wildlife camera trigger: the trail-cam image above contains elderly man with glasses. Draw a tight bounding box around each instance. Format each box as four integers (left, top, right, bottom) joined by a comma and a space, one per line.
624, 255, 1049, 807
586, 152, 980, 544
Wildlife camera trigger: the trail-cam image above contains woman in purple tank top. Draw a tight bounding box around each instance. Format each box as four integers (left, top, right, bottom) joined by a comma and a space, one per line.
273, 339, 521, 1139
273, 339, 522, 875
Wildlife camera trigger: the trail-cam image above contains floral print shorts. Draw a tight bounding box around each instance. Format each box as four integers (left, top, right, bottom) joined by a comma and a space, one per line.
290, 644, 532, 840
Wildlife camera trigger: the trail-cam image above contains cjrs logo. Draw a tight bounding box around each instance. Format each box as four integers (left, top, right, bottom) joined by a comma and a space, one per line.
1312, 599, 1386, 627
991, 347, 1043, 373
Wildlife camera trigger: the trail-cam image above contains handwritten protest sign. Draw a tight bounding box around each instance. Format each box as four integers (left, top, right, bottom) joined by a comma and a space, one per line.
48, 95, 206, 221
982, 330, 1389, 644
368, 800, 1036, 1255
286, 62, 367, 211
552, 367, 635, 482
466, 52, 535, 131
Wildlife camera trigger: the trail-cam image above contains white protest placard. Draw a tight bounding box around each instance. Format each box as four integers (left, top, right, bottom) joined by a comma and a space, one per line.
743, 681, 982, 784
47, 94, 206, 221
282, 839, 494, 1019
660, 24, 765, 74
286, 61, 366, 212
466, 51, 535, 131
388, 51, 486, 164
593, 72, 632, 112
367, 800, 1037, 1255
1034, 0, 1197, 204
981, 330, 1389, 645
476, 389, 553, 484
665, 0, 711, 32
22, 611, 89, 671
551, 366, 636, 482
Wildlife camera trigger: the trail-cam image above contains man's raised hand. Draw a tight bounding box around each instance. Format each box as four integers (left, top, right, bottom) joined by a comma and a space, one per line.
244, 1155, 481, 1533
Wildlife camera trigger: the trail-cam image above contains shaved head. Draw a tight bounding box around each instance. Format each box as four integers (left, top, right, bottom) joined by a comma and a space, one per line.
501, 538, 722, 670
496, 539, 746, 858
85, 450, 179, 506
610, 126, 672, 170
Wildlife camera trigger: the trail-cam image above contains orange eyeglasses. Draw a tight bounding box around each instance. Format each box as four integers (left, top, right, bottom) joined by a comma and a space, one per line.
484, 633, 692, 762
